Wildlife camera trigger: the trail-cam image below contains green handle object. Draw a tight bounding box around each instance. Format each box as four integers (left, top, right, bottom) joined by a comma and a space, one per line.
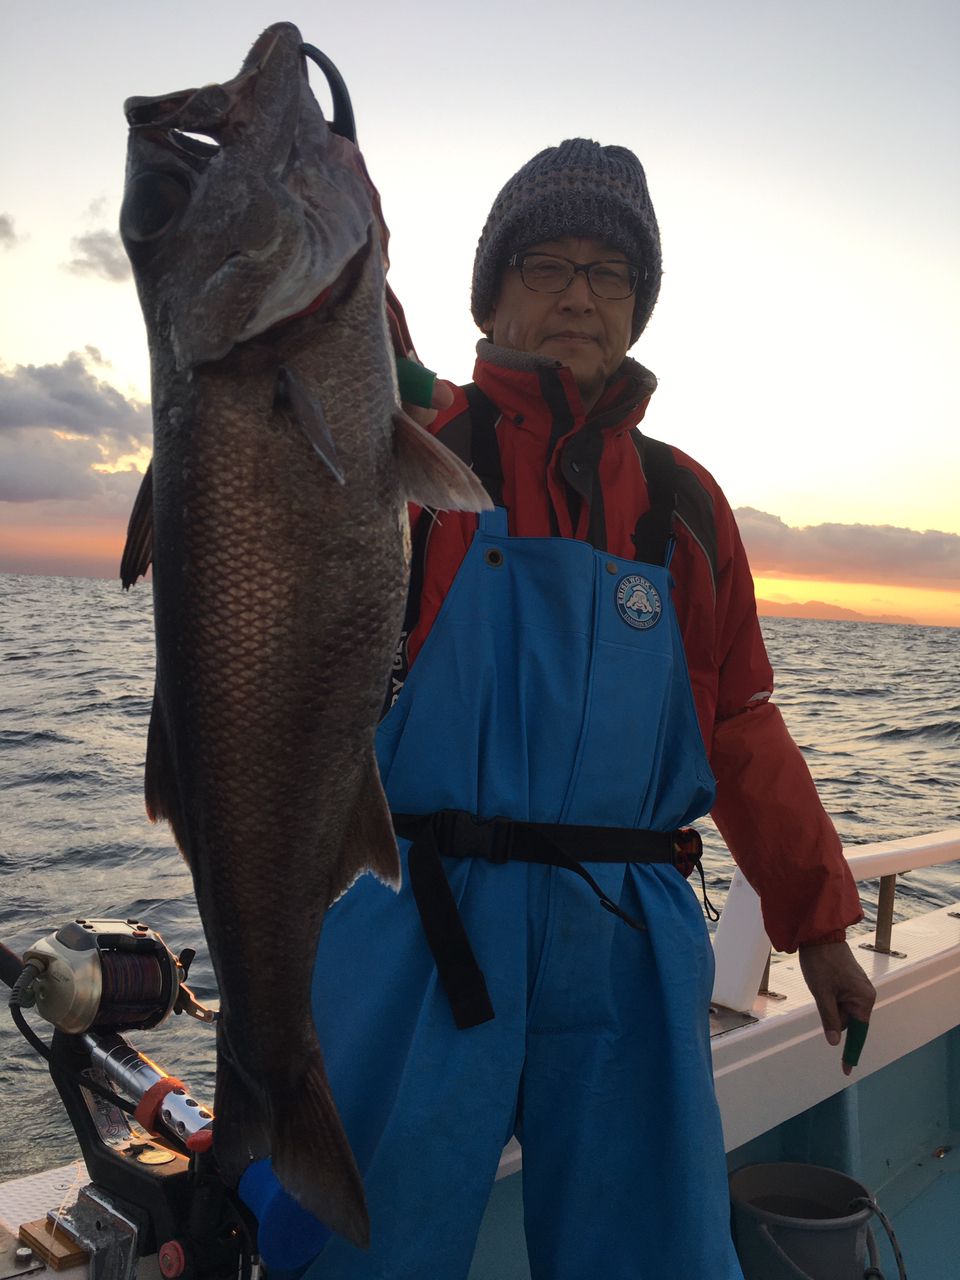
396, 356, 438, 409
843, 1016, 870, 1068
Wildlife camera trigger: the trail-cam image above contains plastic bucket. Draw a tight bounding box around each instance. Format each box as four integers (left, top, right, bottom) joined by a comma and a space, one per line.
729, 1162, 876, 1279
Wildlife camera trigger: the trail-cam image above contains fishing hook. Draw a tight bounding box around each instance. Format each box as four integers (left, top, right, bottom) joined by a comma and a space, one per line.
300, 44, 357, 144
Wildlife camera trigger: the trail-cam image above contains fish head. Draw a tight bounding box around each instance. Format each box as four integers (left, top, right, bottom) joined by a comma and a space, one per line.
120, 23, 374, 369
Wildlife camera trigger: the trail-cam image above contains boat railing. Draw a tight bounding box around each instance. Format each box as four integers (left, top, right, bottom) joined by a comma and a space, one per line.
711, 825, 960, 1015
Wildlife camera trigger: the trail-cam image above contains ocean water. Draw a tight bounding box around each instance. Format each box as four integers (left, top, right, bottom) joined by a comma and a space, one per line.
0, 571, 958, 1178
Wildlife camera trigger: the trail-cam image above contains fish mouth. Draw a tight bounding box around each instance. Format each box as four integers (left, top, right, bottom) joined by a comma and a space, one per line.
123, 25, 301, 168
124, 81, 240, 164
119, 32, 294, 247
120, 23, 376, 368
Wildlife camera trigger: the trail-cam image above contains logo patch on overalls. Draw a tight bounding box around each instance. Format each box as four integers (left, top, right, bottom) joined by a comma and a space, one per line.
615, 575, 662, 630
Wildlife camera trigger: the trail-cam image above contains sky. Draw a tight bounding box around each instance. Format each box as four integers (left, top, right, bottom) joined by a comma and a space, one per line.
1, 0, 958, 625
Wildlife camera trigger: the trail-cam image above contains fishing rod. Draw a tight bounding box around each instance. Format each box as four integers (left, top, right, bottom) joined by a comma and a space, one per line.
4, 920, 253, 1279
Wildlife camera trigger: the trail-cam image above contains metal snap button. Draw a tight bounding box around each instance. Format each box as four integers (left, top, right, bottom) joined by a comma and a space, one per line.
484, 548, 504, 568
606, 561, 618, 574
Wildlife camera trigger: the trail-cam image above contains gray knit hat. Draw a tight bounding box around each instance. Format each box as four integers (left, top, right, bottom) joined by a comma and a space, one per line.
471, 138, 662, 345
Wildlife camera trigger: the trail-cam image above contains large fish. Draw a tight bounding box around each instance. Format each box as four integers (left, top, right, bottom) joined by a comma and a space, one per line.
118, 23, 488, 1248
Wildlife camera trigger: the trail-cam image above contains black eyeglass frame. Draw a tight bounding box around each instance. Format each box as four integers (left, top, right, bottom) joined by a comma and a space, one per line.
506, 251, 645, 299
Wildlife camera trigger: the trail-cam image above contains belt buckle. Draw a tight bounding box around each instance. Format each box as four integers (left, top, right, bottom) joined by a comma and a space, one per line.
471, 815, 513, 865
671, 828, 702, 879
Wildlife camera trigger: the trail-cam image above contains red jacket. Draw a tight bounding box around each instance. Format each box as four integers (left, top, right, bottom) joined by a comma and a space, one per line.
403, 342, 863, 951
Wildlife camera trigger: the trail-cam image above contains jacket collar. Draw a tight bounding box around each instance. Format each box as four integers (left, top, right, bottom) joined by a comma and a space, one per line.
472, 339, 657, 436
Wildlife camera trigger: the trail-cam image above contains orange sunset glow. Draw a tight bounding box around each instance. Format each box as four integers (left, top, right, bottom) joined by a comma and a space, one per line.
752, 576, 960, 630
0, 520, 132, 581
3, 518, 959, 631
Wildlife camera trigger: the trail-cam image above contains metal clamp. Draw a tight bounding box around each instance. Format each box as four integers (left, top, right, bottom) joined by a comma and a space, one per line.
51, 1186, 139, 1280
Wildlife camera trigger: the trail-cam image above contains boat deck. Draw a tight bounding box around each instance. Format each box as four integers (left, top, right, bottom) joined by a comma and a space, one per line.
1, 1095, 955, 1279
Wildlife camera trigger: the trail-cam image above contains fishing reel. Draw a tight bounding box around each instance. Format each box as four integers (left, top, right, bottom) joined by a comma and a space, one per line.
20, 917, 215, 1034
4, 922, 253, 1278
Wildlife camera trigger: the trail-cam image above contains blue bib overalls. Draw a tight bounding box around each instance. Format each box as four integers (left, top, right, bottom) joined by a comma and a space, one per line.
251, 504, 745, 1279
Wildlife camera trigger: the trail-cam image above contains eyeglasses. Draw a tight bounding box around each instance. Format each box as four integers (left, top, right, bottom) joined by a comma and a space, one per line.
507, 252, 643, 300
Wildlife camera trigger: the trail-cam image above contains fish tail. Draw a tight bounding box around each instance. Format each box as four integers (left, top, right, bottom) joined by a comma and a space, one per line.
271, 1049, 370, 1250
214, 1036, 369, 1249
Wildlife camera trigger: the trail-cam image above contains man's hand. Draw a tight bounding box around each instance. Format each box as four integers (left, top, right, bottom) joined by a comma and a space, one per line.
798, 941, 876, 1076
396, 356, 454, 428
403, 378, 453, 429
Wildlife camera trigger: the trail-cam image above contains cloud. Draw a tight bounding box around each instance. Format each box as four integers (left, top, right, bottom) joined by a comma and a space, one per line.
0, 349, 149, 442
0, 350, 150, 505
0, 432, 144, 507
0, 213, 20, 249
65, 228, 132, 282
736, 507, 960, 590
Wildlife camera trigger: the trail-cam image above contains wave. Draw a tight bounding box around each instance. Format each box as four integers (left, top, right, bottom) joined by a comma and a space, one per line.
0, 728, 77, 748
874, 721, 960, 745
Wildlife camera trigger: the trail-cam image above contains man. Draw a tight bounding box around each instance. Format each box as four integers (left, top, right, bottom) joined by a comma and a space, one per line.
261, 139, 876, 1279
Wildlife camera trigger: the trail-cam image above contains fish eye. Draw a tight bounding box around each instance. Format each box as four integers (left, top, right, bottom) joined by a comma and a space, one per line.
120, 170, 192, 243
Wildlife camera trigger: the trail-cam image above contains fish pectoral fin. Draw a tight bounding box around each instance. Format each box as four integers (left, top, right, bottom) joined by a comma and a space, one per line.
331, 753, 402, 904
120, 461, 154, 588
276, 365, 346, 485
271, 1051, 370, 1249
393, 409, 493, 513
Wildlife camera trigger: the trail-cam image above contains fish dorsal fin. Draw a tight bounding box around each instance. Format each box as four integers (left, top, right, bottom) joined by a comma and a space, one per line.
121, 462, 154, 588
393, 410, 493, 513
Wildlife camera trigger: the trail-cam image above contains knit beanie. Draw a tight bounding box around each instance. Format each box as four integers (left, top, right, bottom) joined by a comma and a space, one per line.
471, 139, 662, 345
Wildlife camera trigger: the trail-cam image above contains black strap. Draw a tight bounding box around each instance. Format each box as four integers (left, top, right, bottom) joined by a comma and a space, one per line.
631, 432, 719, 591
464, 384, 504, 507
394, 811, 701, 1030
405, 821, 496, 1029
631, 435, 678, 566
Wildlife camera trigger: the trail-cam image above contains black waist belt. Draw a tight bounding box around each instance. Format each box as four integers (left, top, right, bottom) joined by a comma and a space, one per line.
392, 810, 703, 1031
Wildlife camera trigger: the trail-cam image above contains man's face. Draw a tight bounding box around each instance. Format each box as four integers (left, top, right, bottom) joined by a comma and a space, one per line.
483, 236, 636, 411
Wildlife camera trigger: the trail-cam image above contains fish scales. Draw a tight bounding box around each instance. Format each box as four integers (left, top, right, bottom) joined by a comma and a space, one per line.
119, 22, 489, 1250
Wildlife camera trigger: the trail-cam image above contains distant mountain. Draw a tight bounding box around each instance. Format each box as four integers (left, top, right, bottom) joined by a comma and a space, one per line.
756, 598, 916, 625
